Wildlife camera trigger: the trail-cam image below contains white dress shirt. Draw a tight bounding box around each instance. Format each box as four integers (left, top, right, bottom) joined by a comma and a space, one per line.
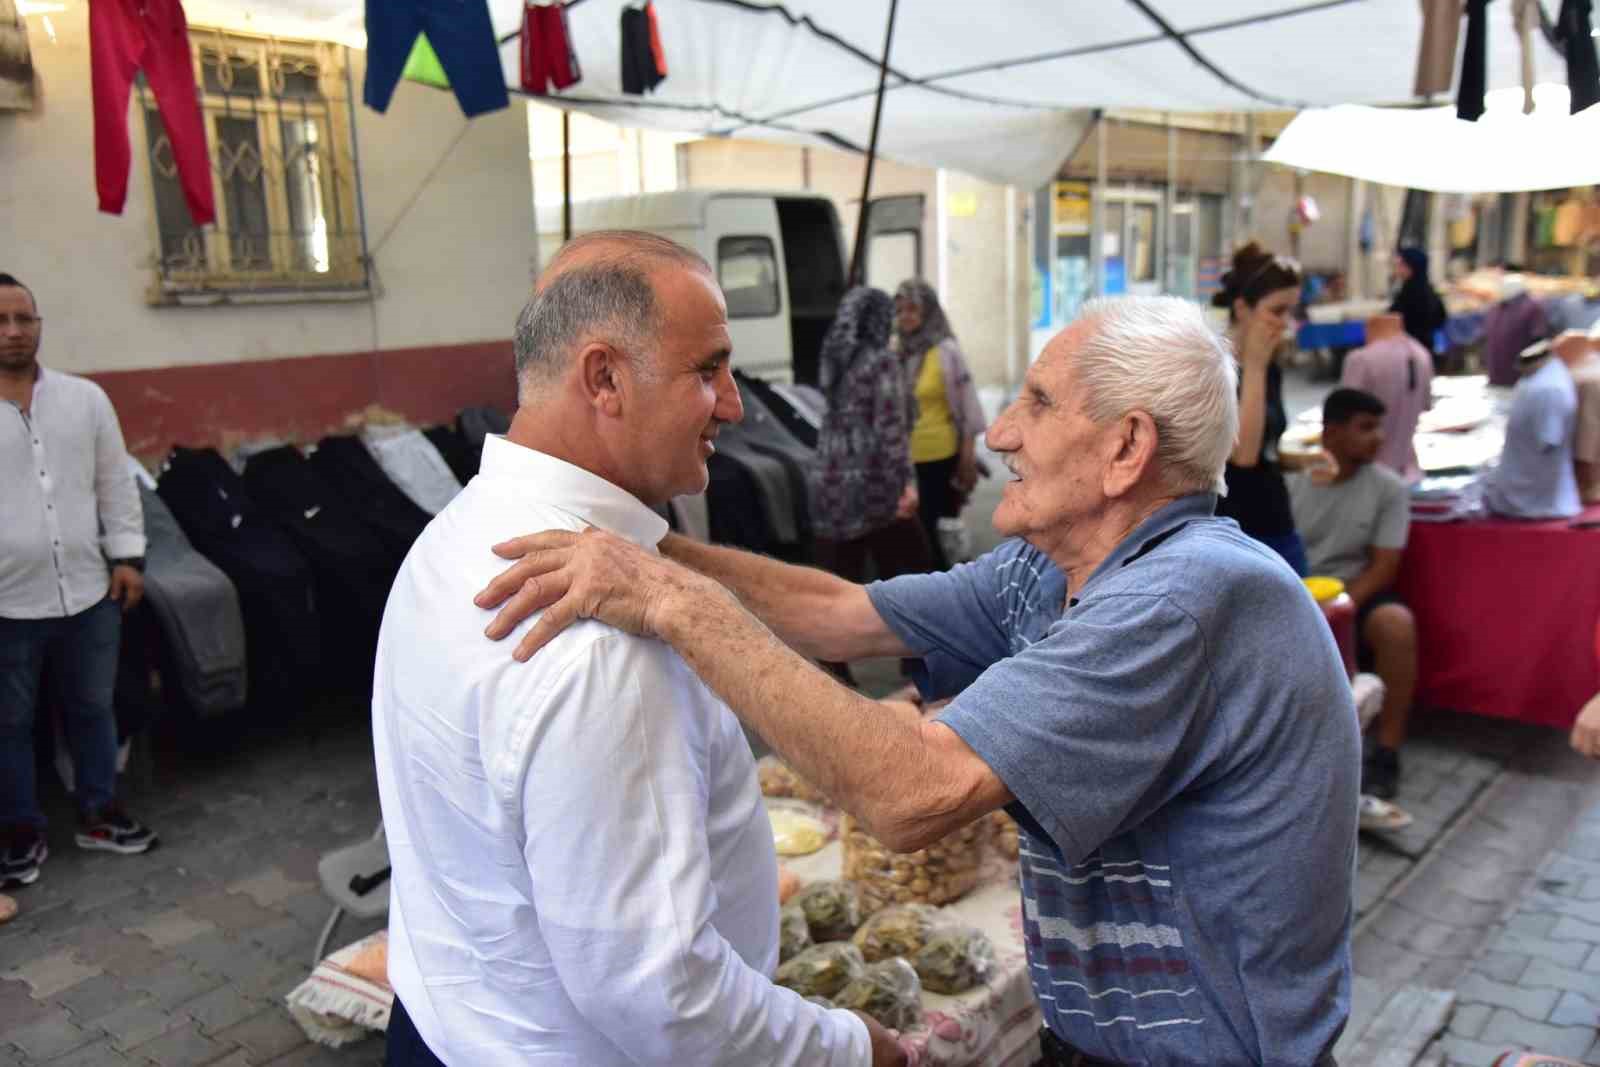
0, 367, 145, 619
373, 435, 869, 1066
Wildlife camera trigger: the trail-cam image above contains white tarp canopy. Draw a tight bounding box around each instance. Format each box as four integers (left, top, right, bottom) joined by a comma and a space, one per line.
1264, 85, 1600, 192
183, 0, 1580, 188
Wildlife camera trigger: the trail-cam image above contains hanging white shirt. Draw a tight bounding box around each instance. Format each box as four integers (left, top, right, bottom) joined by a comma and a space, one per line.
0, 367, 145, 620
373, 434, 869, 1066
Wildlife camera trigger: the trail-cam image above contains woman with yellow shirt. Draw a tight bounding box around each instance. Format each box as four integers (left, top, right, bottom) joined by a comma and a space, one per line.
893, 280, 988, 569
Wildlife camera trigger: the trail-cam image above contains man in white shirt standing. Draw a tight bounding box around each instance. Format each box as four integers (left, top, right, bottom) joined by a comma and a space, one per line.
372, 232, 904, 1067
0, 273, 159, 893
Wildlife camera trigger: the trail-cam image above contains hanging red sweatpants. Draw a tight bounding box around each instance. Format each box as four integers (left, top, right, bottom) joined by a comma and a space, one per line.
91, 0, 215, 226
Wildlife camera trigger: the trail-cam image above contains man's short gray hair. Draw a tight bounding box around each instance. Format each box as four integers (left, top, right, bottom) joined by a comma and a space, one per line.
513, 231, 711, 398
1072, 296, 1239, 496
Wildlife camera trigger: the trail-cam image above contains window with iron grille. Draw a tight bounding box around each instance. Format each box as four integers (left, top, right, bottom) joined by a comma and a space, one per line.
142, 27, 368, 301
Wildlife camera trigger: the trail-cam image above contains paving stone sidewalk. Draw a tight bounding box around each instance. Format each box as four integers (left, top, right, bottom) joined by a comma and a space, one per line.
1322, 716, 1600, 1067
1, 704, 389, 1067
1416, 736, 1600, 1066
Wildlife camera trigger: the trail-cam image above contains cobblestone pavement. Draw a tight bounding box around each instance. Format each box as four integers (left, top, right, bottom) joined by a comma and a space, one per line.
1411, 736, 1600, 1066
1, 703, 389, 1066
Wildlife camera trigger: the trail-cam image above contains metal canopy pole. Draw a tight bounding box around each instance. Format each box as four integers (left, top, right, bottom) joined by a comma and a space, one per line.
562, 110, 573, 242
1092, 116, 1107, 297
847, 0, 900, 288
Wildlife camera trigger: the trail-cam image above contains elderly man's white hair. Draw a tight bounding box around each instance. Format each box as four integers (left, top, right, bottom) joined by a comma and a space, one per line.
1072, 296, 1239, 496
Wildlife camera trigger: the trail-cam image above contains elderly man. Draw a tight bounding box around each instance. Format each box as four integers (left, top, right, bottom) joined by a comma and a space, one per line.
478, 296, 1360, 1067
372, 231, 903, 1067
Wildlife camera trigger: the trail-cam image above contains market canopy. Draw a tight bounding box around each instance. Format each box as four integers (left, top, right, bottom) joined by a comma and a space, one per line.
1264, 84, 1600, 192
184, 0, 1574, 188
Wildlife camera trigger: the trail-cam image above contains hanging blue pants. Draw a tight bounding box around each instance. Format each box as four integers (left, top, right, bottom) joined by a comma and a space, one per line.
364, 0, 509, 118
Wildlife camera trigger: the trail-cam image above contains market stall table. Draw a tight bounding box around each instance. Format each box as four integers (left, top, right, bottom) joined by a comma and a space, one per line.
783, 822, 1038, 1067
1282, 375, 1600, 727
283, 837, 1042, 1061
1398, 503, 1600, 728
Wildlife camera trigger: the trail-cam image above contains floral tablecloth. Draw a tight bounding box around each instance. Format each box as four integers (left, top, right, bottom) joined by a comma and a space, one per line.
783, 814, 1041, 1067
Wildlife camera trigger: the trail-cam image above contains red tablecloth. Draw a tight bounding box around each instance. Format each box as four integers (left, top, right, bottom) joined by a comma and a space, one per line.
1399, 504, 1600, 728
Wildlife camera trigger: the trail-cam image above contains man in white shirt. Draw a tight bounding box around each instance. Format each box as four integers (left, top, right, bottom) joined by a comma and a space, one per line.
0, 273, 159, 893
372, 233, 903, 1067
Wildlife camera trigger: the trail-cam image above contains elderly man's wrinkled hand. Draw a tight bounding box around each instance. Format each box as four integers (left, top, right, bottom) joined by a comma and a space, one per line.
475, 528, 693, 661
476, 530, 585, 612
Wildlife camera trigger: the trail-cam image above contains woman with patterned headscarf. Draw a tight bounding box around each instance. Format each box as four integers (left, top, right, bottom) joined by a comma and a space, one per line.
893, 280, 987, 569
812, 287, 931, 595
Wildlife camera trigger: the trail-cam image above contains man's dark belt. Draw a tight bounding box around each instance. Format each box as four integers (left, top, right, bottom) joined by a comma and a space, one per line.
1038, 1026, 1121, 1067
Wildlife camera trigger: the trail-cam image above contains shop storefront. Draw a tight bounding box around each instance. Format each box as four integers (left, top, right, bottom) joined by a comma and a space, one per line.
1029, 114, 1253, 348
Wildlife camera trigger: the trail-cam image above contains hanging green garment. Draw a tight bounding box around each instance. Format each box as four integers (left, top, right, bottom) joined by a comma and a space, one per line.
1535, 204, 1558, 248
402, 33, 450, 90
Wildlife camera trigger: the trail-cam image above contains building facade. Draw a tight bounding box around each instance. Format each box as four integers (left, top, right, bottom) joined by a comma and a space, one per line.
2, 6, 533, 458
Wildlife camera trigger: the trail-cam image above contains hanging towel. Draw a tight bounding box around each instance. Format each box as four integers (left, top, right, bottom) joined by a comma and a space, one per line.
1556, 0, 1600, 113
521, 2, 581, 96
91, 0, 215, 225
364, 0, 509, 117
1456, 0, 1493, 121
1415, 0, 1464, 96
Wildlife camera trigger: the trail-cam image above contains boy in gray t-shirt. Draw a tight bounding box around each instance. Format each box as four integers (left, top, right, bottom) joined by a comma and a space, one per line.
1289, 388, 1416, 802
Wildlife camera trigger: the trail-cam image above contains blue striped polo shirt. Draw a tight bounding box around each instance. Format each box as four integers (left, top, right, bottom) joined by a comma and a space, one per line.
867, 493, 1358, 1066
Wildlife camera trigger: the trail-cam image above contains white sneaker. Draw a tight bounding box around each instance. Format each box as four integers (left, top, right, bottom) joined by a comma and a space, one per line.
1359, 794, 1413, 833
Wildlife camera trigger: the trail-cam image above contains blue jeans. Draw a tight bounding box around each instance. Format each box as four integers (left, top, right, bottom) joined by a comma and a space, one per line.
0, 598, 121, 828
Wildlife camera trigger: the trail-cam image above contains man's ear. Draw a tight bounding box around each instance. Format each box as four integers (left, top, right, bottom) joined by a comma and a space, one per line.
576, 342, 627, 417
1103, 410, 1159, 498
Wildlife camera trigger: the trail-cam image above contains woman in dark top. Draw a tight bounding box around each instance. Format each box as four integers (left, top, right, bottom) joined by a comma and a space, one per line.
1213, 242, 1311, 576
1390, 246, 1449, 358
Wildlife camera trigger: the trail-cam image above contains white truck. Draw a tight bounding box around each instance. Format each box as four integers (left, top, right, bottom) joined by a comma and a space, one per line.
536, 189, 925, 384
